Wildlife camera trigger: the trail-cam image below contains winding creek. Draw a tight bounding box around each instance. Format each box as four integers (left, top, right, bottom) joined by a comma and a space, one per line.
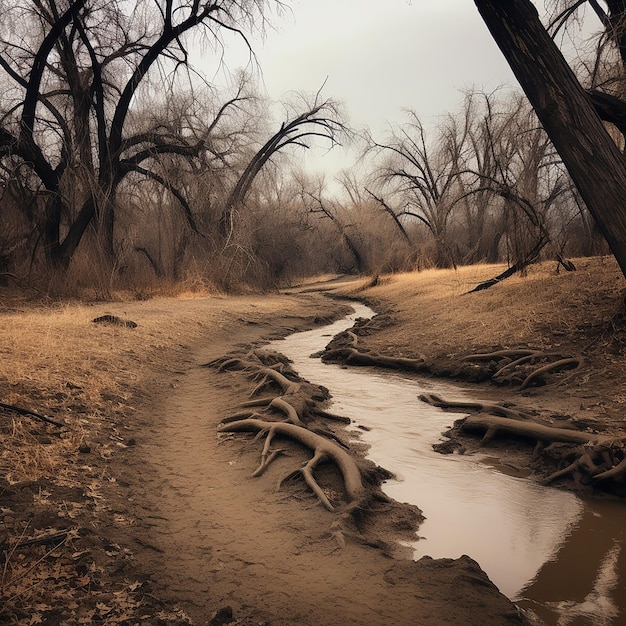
270, 302, 626, 625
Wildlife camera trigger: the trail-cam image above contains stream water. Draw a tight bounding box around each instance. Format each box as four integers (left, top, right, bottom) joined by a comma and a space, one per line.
270, 302, 626, 625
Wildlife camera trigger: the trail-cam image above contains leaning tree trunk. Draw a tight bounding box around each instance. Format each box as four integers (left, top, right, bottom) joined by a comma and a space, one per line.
475, 0, 626, 278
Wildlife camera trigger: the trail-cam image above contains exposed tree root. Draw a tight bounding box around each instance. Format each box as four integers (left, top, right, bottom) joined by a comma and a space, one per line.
204, 350, 325, 427
317, 409, 351, 424
321, 321, 427, 372
217, 418, 368, 512
319, 317, 582, 393
519, 357, 581, 389
419, 393, 534, 420
461, 349, 582, 389
205, 349, 395, 520
315, 314, 621, 495
460, 413, 603, 446
462, 349, 536, 361
422, 393, 626, 490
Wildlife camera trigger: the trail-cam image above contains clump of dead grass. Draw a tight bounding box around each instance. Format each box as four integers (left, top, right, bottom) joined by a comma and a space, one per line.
0, 416, 85, 484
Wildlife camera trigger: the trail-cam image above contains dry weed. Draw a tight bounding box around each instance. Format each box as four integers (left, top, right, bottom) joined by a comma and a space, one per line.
0, 417, 84, 484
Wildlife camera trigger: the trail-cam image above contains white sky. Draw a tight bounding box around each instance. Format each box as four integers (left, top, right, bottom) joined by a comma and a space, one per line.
252, 0, 518, 129
197, 0, 530, 181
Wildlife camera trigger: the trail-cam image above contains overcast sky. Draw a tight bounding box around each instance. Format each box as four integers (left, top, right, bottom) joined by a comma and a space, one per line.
254, 1, 518, 128
200, 1, 530, 181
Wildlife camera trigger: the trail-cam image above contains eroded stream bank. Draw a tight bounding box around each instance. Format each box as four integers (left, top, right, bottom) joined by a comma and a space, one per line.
271, 302, 626, 626
130, 294, 522, 626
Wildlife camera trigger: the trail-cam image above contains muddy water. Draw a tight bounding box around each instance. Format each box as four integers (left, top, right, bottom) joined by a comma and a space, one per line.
270, 303, 626, 625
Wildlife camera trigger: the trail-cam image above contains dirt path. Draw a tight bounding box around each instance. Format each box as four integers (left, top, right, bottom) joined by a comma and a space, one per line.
118, 292, 523, 625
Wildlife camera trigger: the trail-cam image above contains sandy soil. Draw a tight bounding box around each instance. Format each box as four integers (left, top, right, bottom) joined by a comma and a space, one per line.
0, 286, 524, 625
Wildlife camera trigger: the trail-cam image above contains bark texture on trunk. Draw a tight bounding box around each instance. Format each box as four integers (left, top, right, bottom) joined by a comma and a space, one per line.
475, 0, 626, 277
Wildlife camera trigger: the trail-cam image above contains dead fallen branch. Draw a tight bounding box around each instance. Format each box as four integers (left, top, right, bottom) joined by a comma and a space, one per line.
13, 531, 69, 549
422, 394, 626, 489
467, 233, 550, 293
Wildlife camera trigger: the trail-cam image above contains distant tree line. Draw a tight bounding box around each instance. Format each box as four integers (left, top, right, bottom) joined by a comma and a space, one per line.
0, 0, 620, 294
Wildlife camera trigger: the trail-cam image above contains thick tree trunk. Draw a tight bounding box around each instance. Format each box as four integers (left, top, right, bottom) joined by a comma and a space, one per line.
53, 194, 97, 270
475, 0, 626, 277
43, 194, 64, 263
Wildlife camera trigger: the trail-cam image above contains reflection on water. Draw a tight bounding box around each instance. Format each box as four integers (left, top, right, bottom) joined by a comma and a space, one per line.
518, 500, 625, 625
270, 303, 626, 624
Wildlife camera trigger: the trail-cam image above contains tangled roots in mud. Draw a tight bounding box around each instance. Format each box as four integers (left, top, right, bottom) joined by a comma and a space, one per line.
204, 350, 410, 539
320, 317, 428, 372
319, 318, 580, 392
461, 349, 582, 389
420, 393, 626, 493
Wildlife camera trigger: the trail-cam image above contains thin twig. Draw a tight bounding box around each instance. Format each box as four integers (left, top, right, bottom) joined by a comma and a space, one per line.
14, 531, 69, 549
0, 402, 65, 428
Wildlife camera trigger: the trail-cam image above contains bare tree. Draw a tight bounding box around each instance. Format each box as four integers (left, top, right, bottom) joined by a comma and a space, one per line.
296, 173, 365, 274
119, 79, 262, 282
219, 91, 347, 239
367, 110, 471, 268
474, 95, 572, 267
362, 87, 580, 279
474, 0, 626, 278
453, 90, 520, 264
0, 0, 273, 275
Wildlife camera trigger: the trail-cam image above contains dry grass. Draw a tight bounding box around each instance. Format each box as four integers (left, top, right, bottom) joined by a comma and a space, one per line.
336, 257, 626, 359
0, 295, 215, 624
0, 301, 154, 485
0, 418, 84, 484
0, 290, 324, 484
